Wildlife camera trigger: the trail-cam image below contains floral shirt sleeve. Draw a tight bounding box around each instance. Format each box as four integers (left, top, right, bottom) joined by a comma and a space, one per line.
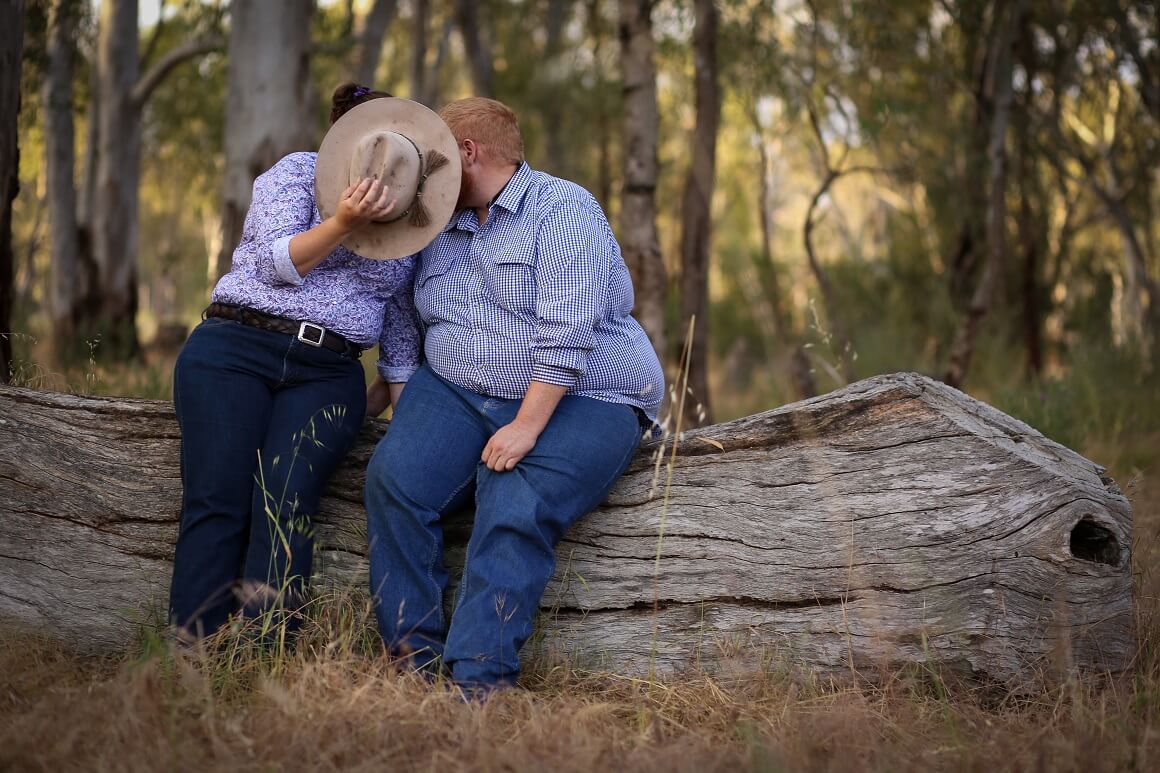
377, 257, 422, 383
236, 153, 317, 288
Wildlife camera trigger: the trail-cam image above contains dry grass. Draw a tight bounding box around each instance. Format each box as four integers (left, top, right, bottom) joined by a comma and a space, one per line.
1, 472, 1157, 772
0, 635, 1157, 772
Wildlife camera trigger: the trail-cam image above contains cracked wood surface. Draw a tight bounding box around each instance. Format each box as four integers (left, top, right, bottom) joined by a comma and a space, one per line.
0, 372, 1134, 685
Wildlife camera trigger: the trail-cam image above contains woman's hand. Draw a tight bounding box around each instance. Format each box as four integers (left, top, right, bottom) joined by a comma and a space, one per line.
288, 179, 397, 276
335, 178, 397, 232
366, 375, 391, 418
366, 376, 406, 419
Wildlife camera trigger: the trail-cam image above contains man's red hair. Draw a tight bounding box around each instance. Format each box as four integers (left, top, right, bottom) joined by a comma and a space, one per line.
439, 97, 525, 166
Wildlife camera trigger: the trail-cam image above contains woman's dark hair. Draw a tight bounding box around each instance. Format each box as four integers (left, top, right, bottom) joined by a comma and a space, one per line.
330, 82, 392, 124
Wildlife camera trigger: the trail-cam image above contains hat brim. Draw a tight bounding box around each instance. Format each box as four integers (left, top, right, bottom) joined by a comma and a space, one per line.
315, 98, 461, 260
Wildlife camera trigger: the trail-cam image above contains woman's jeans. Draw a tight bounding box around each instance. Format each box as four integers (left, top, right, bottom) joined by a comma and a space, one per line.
365, 364, 643, 688
169, 317, 366, 640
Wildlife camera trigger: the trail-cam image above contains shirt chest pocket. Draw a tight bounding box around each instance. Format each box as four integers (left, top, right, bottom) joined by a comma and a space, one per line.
483, 249, 537, 316
414, 250, 459, 319
417, 250, 456, 289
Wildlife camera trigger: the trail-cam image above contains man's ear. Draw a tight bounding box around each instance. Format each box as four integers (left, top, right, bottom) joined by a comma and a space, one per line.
460, 138, 479, 166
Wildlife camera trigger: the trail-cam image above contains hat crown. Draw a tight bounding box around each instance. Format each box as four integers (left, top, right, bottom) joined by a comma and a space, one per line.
315, 97, 461, 260
349, 131, 420, 223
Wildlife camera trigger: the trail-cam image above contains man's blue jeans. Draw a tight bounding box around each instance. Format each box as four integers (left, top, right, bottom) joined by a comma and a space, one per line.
365, 364, 643, 687
169, 317, 366, 639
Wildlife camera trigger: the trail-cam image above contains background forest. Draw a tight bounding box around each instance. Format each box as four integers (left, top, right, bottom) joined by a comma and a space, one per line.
1, 1, 1159, 770
2, 0, 1154, 435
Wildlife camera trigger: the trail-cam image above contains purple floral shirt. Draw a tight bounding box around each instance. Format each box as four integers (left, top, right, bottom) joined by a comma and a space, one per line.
212, 152, 421, 382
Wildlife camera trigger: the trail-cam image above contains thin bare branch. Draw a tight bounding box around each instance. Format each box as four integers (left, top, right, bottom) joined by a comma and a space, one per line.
131, 35, 224, 108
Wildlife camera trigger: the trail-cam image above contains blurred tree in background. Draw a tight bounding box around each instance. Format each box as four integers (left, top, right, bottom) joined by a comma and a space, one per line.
2, 0, 1156, 431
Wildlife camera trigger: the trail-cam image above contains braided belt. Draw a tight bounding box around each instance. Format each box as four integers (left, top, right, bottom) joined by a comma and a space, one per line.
204, 302, 363, 359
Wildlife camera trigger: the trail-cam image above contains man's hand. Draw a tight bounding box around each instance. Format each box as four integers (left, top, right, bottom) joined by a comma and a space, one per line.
482, 420, 539, 471
335, 178, 397, 232
481, 381, 569, 472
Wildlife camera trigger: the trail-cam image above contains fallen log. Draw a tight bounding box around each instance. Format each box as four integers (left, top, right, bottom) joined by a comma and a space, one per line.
0, 373, 1134, 685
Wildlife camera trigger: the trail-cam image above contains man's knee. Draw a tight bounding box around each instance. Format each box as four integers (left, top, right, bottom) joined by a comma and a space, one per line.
366, 436, 406, 498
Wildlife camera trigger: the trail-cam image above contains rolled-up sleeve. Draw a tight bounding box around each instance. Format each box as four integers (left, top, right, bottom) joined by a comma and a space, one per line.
270, 235, 303, 286
530, 202, 610, 388
377, 257, 423, 382
242, 156, 316, 287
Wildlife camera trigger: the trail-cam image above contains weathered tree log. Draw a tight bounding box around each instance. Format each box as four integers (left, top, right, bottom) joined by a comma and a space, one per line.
0, 373, 1134, 685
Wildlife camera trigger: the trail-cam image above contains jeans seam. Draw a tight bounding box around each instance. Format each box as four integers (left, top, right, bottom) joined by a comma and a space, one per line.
436, 470, 476, 514
429, 469, 477, 630
278, 344, 292, 387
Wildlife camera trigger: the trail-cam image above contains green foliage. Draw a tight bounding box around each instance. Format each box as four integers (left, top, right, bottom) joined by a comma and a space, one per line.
991, 343, 1160, 475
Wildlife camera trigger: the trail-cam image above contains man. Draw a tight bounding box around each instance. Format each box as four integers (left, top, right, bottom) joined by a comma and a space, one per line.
364, 97, 664, 693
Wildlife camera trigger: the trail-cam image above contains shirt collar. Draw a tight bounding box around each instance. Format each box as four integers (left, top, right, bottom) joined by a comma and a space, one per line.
446, 162, 533, 233
490, 161, 533, 214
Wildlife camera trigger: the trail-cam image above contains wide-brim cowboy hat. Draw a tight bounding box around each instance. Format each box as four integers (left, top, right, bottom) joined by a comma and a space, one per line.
315, 98, 461, 260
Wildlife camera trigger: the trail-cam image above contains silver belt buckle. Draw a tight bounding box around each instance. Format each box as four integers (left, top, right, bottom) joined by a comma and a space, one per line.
297, 321, 325, 347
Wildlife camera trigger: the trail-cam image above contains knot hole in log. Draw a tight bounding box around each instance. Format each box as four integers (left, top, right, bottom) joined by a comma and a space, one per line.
1070, 518, 1121, 566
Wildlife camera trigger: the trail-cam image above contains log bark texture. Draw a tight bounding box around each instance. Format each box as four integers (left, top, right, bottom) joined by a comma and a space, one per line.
0, 373, 1134, 686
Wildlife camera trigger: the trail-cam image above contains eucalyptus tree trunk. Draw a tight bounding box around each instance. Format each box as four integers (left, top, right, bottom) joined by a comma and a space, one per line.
947, 0, 999, 309
410, 0, 429, 104
215, 0, 316, 281
78, 52, 99, 258
945, 0, 1028, 388
678, 0, 720, 427
454, 0, 494, 97
618, 0, 667, 368
352, 0, 398, 86
587, 0, 613, 209
0, 0, 23, 383
1015, 8, 1043, 376
1075, 126, 1159, 346
425, 18, 456, 107
43, 0, 86, 360
750, 99, 815, 400
87, 1, 223, 356
542, 0, 572, 175
91, 0, 143, 360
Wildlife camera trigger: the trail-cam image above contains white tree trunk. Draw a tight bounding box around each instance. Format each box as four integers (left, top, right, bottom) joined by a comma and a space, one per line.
215, 0, 316, 281
91, 0, 142, 358
619, 0, 667, 365
0, 373, 1134, 686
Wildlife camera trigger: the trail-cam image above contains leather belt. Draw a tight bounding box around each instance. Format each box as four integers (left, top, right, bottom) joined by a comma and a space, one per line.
204, 302, 363, 359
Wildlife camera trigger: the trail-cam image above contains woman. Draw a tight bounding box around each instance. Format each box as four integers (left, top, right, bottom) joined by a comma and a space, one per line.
168, 83, 460, 642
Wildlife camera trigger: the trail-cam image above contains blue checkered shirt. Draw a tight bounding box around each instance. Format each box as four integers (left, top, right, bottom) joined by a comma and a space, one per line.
414, 163, 665, 420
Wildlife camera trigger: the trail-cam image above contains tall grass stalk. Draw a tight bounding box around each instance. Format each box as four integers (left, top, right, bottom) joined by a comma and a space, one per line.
648, 315, 697, 689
